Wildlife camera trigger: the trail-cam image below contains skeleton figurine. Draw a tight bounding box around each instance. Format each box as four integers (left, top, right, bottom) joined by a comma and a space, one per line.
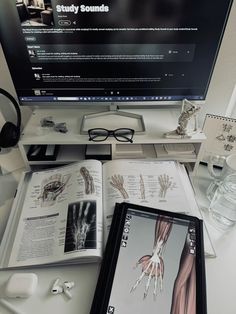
164, 99, 201, 138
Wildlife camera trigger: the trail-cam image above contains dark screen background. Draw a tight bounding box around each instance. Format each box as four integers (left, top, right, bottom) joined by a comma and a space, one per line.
0, 0, 233, 103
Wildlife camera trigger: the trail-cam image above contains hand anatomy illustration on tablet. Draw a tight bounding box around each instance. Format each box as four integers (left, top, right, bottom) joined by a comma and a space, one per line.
130, 215, 197, 314
130, 216, 173, 299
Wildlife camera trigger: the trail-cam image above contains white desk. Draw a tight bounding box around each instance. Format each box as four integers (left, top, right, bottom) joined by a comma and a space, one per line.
192, 165, 236, 314
0, 165, 236, 314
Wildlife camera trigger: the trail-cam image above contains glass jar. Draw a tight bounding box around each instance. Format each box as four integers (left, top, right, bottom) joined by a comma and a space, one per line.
209, 173, 236, 230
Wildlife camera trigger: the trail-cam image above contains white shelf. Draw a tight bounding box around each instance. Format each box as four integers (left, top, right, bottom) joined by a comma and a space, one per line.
18, 107, 206, 173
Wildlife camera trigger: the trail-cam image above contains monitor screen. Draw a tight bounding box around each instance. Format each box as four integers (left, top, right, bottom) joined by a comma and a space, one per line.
0, 0, 233, 105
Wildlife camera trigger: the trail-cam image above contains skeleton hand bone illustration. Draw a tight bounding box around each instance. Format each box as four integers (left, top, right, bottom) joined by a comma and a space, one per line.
131, 217, 172, 299
158, 174, 174, 198
110, 174, 129, 199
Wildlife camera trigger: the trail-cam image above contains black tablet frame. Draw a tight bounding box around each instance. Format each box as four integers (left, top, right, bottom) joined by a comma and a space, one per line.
90, 202, 207, 314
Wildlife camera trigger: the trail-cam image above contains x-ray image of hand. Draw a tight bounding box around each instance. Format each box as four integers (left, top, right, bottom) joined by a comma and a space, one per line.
64, 200, 96, 252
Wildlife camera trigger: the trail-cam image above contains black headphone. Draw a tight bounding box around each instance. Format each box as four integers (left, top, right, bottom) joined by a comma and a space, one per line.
0, 87, 21, 149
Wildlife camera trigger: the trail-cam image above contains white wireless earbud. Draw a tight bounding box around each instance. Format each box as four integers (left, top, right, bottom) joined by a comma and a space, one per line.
62, 281, 75, 299
50, 279, 75, 299
63, 281, 75, 290
63, 288, 72, 299
51, 278, 63, 295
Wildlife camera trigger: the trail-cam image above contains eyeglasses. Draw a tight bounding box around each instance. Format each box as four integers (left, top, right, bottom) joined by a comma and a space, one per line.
88, 128, 134, 143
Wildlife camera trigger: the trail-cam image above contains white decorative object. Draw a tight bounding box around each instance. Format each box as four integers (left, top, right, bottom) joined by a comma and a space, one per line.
164, 99, 201, 138
200, 114, 236, 165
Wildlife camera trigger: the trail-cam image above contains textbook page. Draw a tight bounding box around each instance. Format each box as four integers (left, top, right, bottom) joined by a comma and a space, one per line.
7, 160, 103, 268
102, 159, 194, 241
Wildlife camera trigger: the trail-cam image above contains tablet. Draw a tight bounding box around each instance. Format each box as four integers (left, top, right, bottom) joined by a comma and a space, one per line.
90, 202, 207, 314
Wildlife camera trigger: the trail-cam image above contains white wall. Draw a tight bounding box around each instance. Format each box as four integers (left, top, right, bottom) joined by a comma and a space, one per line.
0, 45, 32, 127
0, 0, 236, 127
200, 0, 236, 123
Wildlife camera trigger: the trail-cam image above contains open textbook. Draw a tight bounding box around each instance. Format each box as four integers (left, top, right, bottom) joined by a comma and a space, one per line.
0, 159, 214, 268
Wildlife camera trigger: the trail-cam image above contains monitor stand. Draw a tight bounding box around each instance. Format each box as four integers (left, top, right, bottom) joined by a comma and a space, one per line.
80, 103, 146, 134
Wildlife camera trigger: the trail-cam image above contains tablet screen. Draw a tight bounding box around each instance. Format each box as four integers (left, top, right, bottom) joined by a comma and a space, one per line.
107, 208, 199, 314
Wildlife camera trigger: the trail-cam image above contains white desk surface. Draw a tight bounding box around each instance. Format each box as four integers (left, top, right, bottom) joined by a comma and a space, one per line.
0, 164, 236, 314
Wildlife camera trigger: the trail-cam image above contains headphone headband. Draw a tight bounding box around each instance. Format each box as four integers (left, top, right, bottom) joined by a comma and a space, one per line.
0, 87, 21, 129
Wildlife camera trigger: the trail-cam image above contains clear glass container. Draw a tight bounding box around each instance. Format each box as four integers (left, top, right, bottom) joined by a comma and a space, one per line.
209, 173, 236, 230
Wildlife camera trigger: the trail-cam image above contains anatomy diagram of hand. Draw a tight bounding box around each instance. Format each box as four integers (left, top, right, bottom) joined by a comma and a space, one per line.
80, 166, 95, 194
131, 217, 173, 299
158, 174, 175, 198
38, 173, 71, 207
110, 174, 129, 199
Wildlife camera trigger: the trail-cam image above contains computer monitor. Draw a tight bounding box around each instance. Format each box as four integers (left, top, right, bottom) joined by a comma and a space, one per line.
0, 0, 233, 108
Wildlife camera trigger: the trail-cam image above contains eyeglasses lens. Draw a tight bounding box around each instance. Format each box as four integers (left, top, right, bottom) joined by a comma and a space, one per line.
114, 129, 133, 142
89, 129, 108, 141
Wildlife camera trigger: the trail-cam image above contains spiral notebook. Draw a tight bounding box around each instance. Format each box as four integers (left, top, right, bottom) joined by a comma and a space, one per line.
201, 114, 236, 164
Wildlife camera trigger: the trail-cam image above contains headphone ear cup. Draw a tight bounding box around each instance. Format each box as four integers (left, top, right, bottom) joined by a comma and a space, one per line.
0, 121, 20, 148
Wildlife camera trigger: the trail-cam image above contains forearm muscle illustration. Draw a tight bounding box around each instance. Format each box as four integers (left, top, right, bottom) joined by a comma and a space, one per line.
139, 174, 146, 200
80, 166, 95, 194
38, 173, 71, 207
110, 174, 129, 199
170, 225, 196, 314
131, 216, 173, 299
